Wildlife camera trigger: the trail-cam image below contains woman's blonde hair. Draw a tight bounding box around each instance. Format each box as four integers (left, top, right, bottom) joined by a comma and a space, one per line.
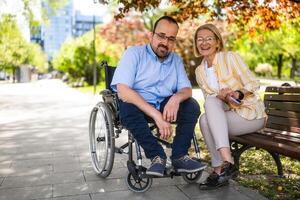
193, 23, 225, 58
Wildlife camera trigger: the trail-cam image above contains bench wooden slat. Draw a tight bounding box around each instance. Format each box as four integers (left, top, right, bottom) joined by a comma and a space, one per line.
230, 133, 300, 160
267, 115, 300, 127
265, 86, 300, 93
265, 123, 300, 133
259, 131, 300, 143
265, 101, 300, 112
264, 94, 300, 102
266, 109, 300, 119
263, 128, 300, 138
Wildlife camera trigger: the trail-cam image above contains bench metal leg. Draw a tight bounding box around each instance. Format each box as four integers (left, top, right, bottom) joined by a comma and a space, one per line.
268, 151, 284, 177
230, 141, 285, 177
230, 141, 253, 170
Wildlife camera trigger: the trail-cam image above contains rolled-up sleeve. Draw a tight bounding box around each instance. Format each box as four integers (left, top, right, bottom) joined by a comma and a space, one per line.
229, 52, 260, 92
111, 48, 137, 92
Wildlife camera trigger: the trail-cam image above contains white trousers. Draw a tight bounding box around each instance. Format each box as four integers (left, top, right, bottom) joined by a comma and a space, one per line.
199, 96, 265, 167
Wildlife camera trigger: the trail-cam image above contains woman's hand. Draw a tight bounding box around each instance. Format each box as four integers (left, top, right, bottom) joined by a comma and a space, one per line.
217, 88, 233, 101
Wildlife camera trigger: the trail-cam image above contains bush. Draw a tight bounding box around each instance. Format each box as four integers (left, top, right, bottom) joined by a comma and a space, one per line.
255, 63, 273, 76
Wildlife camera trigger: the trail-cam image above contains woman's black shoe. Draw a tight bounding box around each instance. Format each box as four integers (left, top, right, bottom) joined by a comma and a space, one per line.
198, 172, 229, 190
220, 161, 238, 179
199, 162, 238, 190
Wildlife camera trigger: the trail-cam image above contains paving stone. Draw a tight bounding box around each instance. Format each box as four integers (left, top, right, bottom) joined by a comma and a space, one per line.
0, 160, 12, 168
0, 171, 84, 188
11, 158, 54, 168
84, 167, 127, 181
0, 177, 4, 186
0, 155, 12, 162
0, 185, 52, 200
53, 179, 127, 197
52, 151, 78, 158
35, 194, 91, 200
11, 156, 80, 169
53, 194, 92, 200
13, 152, 53, 160
91, 185, 189, 200
178, 182, 253, 200
1, 164, 53, 177
80, 162, 95, 172
53, 163, 83, 173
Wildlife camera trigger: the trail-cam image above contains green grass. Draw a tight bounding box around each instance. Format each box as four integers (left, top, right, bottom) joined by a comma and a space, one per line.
74, 82, 105, 94
237, 150, 300, 200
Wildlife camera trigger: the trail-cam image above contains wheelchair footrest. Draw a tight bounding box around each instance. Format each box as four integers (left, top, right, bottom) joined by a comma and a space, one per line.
115, 147, 128, 154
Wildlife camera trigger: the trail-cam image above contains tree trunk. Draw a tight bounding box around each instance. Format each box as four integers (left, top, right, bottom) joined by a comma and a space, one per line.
277, 54, 283, 79
290, 57, 297, 79
13, 67, 16, 83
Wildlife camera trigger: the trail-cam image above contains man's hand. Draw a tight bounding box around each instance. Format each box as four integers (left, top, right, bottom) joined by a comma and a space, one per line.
163, 95, 180, 122
153, 112, 173, 140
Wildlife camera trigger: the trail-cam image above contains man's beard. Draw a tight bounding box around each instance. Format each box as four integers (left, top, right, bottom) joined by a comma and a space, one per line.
155, 44, 169, 59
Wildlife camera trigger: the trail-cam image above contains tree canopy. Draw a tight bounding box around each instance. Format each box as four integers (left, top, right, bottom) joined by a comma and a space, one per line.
102, 0, 300, 32
0, 14, 47, 73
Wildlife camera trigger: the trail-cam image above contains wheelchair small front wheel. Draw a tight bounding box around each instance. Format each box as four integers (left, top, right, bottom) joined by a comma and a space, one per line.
125, 172, 152, 193
89, 102, 115, 178
182, 170, 202, 183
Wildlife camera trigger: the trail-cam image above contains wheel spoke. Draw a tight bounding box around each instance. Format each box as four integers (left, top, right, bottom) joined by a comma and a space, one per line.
141, 179, 147, 184
138, 182, 143, 189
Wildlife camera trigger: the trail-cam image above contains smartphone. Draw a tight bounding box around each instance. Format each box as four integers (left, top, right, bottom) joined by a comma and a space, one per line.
228, 96, 241, 104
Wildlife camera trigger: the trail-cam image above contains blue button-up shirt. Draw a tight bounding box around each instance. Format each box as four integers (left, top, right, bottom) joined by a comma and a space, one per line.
111, 44, 191, 109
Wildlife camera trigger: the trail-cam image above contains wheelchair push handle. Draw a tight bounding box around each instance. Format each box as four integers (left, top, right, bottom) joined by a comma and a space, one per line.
99, 60, 108, 68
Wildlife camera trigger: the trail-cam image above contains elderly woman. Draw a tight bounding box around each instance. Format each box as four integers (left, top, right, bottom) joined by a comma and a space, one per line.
194, 24, 267, 189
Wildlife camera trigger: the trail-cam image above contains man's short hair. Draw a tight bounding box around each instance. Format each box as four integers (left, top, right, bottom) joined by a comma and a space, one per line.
152, 16, 179, 33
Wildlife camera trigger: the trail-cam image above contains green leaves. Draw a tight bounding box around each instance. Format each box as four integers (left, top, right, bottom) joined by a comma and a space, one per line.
52, 27, 122, 85
0, 14, 47, 72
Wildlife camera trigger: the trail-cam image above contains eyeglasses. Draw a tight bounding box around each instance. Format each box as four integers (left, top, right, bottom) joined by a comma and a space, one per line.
154, 32, 177, 44
196, 36, 216, 44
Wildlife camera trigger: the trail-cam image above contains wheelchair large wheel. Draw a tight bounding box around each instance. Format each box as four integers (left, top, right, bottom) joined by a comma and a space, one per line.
182, 170, 202, 183
89, 102, 115, 178
125, 172, 152, 193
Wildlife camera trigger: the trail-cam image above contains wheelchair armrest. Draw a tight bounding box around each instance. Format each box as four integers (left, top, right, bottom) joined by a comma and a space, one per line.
100, 89, 113, 96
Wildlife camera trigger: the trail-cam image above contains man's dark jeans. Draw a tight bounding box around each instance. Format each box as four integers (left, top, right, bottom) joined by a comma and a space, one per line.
118, 96, 200, 160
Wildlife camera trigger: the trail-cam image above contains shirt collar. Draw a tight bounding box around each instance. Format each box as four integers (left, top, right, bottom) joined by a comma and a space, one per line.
146, 44, 173, 64
202, 52, 219, 68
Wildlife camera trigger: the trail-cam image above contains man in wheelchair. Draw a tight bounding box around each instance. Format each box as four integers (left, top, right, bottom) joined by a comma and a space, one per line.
111, 16, 207, 177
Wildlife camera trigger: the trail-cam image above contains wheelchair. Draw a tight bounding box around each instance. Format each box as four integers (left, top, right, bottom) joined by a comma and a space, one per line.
89, 60, 204, 192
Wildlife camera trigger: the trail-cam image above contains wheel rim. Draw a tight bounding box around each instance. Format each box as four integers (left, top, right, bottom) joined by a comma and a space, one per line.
183, 171, 202, 183
126, 172, 152, 193
95, 107, 109, 172
90, 103, 114, 177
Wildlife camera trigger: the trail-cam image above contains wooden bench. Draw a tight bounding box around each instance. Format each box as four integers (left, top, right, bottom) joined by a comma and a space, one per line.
72, 77, 85, 88
229, 85, 300, 177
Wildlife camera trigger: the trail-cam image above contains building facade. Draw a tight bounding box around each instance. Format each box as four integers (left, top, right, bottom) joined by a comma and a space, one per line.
31, 0, 102, 60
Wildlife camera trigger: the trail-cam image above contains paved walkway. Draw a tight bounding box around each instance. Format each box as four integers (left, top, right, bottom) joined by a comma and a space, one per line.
0, 80, 268, 200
